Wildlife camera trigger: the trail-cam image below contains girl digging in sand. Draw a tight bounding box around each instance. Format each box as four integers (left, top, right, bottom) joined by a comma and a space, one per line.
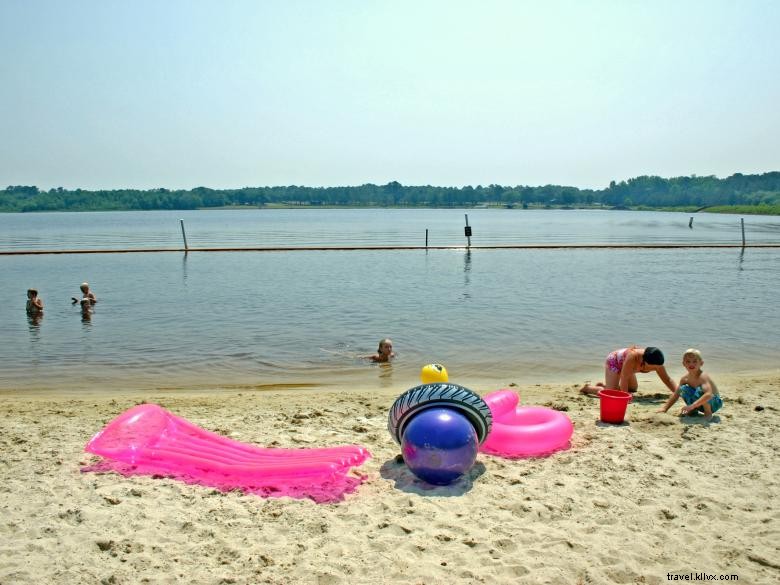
579, 346, 677, 395
658, 348, 722, 420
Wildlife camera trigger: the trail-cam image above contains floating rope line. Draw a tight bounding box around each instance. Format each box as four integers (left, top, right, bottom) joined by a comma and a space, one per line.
1, 243, 778, 255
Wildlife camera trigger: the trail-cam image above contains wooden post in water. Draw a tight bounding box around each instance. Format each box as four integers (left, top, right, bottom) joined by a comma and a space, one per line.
464, 214, 472, 248
741, 218, 745, 248
689, 217, 693, 229
425, 229, 428, 248
180, 219, 189, 252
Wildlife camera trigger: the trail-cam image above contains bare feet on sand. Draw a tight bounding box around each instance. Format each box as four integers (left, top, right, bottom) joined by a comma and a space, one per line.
578, 382, 604, 396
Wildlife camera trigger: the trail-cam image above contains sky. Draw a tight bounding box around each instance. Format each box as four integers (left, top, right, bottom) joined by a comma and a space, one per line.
1, 0, 779, 191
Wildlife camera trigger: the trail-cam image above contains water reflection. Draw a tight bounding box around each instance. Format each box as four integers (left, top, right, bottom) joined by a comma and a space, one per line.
26, 314, 43, 368
462, 250, 472, 299
27, 313, 43, 330
377, 362, 394, 388
738, 247, 745, 271
27, 314, 43, 346
182, 252, 189, 284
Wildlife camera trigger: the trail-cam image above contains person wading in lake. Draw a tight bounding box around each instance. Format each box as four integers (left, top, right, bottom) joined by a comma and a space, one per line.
26, 288, 44, 316
71, 282, 97, 305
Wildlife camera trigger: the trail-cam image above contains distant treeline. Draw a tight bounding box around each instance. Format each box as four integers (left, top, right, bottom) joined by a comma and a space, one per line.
2, 172, 779, 212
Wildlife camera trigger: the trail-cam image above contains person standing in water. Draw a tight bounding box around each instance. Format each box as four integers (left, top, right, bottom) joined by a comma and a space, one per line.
26, 288, 44, 316
72, 282, 97, 305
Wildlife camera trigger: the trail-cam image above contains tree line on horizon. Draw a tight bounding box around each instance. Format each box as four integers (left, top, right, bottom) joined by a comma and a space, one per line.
2, 172, 779, 213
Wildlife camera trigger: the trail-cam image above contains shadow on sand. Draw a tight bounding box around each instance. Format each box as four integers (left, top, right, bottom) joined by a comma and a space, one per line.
595, 419, 631, 428
379, 457, 486, 497
680, 414, 721, 425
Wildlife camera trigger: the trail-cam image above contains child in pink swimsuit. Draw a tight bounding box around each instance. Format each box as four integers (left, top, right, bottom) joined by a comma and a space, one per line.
580, 346, 677, 396
606, 348, 629, 373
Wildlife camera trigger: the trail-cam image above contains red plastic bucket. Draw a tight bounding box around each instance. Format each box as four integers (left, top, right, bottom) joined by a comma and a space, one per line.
597, 389, 632, 423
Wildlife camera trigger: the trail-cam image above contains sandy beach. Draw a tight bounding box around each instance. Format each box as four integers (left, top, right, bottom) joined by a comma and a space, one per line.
1, 372, 778, 585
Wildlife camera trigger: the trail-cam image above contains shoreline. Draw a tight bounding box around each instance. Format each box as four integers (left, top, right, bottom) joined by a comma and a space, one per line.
2, 372, 778, 583
2, 366, 778, 398
3, 204, 780, 217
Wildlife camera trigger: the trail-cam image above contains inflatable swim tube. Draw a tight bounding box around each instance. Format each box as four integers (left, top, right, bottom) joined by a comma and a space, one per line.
479, 389, 573, 457
388, 383, 492, 445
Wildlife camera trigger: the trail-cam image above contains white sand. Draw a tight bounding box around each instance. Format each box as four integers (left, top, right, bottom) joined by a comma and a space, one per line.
1, 373, 779, 584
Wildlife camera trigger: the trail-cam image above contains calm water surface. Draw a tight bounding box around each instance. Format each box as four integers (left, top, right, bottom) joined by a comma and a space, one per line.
2, 208, 780, 250
1, 210, 778, 394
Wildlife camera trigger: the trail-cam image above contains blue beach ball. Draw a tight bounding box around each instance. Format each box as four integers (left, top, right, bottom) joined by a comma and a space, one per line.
400, 407, 478, 485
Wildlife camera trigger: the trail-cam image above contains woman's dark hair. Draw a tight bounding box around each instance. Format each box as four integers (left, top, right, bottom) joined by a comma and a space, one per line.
643, 347, 665, 365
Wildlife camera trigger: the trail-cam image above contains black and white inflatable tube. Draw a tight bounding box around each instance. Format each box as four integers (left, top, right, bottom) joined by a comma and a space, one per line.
387, 383, 493, 445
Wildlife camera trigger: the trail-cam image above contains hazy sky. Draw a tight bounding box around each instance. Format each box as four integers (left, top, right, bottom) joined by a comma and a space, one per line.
1, 0, 779, 190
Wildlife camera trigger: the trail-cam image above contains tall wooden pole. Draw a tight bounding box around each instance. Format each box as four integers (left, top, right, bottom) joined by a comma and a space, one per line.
741, 218, 745, 248
180, 219, 189, 252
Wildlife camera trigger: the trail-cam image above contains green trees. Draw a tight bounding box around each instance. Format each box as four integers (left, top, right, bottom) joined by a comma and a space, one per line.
1, 172, 779, 212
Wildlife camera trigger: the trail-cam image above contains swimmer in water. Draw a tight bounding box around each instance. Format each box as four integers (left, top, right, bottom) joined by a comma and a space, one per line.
363, 338, 396, 363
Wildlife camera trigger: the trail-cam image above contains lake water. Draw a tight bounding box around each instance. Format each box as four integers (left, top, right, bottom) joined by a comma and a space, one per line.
2, 208, 780, 250
1, 209, 779, 394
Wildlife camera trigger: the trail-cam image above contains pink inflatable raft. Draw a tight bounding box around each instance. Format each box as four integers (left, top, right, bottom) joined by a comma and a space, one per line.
83, 404, 371, 503
479, 389, 573, 457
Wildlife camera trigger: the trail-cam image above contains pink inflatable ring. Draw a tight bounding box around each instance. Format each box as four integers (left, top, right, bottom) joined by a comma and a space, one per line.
479, 389, 573, 457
